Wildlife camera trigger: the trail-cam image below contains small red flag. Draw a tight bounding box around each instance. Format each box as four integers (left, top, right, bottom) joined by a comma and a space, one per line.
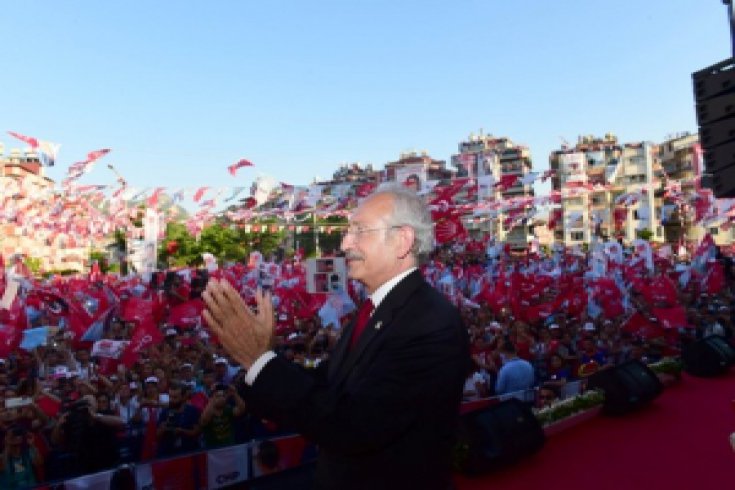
193, 186, 209, 202
86, 148, 111, 162
227, 158, 253, 176
7, 130, 39, 148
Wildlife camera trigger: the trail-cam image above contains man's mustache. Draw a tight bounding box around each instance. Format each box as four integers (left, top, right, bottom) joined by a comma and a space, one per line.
344, 252, 364, 261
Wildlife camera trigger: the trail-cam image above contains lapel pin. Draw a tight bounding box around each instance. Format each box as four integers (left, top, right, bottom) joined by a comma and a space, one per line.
374, 321, 382, 330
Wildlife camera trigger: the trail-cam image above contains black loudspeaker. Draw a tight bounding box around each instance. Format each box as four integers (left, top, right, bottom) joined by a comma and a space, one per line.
587, 360, 663, 416
455, 398, 545, 474
682, 335, 735, 377
693, 58, 735, 198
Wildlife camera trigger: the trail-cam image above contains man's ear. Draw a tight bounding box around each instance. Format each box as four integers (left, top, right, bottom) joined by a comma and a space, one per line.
396, 225, 416, 259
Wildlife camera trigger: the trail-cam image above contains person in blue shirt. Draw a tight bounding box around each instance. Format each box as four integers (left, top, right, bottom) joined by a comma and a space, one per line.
495, 341, 535, 396
156, 384, 200, 457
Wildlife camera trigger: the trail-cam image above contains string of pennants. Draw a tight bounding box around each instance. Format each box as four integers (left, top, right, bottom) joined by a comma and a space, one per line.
4, 130, 735, 249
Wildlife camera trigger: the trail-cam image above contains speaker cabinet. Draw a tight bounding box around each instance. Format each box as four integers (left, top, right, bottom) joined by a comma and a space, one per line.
587, 360, 663, 416
692, 58, 735, 197
682, 335, 735, 377
456, 398, 545, 474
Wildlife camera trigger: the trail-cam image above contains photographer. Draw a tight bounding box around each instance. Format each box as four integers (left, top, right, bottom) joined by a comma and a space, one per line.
199, 383, 246, 449
155, 384, 200, 457
0, 425, 42, 488
50, 394, 124, 477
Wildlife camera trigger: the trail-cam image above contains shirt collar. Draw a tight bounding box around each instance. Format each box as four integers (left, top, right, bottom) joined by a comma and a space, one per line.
369, 267, 417, 310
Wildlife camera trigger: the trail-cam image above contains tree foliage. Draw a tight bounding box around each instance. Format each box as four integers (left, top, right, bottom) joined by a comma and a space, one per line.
89, 250, 109, 273
293, 215, 347, 257
160, 219, 288, 267
24, 257, 42, 276
636, 228, 654, 241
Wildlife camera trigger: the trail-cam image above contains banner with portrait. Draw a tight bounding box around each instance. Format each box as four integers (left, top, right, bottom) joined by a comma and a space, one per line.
394, 163, 427, 193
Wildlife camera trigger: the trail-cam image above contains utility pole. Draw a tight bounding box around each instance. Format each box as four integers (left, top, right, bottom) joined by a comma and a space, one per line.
313, 212, 320, 258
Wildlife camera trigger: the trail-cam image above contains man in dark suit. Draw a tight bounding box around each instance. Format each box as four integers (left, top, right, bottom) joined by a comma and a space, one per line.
203, 184, 469, 489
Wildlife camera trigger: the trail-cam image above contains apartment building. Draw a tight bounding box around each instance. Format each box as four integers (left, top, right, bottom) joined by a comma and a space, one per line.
658, 132, 734, 246
450, 132, 535, 248
0, 144, 91, 272
549, 134, 662, 246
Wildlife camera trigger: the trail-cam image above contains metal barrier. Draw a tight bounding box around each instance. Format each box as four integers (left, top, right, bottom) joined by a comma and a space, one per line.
34, 434, 317, 490
39, 382, 591, 488
461, 380, 585, 413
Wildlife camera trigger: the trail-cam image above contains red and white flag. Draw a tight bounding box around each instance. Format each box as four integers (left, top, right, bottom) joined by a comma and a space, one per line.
193, 186, 210, 202
494, 174, 520, 191
120, 318, 163, 367
86, 148, 111, 162
91, 339, 129, 359
7, 130, 39, 148
146, 187, 166, 208
228, 158, 253, 176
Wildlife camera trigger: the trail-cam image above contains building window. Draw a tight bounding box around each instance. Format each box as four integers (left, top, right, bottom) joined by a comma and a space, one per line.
570, 231, 584, 241
709, 227, 719, 235
554, 231, 564, 240
657, 226, 663, 237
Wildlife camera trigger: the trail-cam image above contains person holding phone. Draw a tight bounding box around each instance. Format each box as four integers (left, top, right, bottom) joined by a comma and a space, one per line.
199, 384, 247, 448
0, 425, 42, 489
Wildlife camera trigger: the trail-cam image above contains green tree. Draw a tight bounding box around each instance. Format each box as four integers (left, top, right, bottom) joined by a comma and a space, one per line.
241, 219, 287, 259
636, 228, 654, 241
294, 214, 347, 257
112, 228, 128, 275
24, 257, 42, 276
161, 222, 201, 267
89, 250, 109, 273
160, 219, 287, 267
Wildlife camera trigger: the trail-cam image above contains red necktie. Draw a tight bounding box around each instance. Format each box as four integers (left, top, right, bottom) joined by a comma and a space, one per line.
350, 298, 374, 349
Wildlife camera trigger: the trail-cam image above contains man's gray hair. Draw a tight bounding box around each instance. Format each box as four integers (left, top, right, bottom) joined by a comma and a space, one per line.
373, 183, 434, 256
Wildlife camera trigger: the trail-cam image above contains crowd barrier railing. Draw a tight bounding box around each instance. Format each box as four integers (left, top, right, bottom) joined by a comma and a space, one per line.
39, 381, 589, 488
459, 380, 584, 415
34, 433, 317, 490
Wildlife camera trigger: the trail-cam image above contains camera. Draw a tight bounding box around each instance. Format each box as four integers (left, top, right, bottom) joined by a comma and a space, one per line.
8, 425, 26, 438
165, 411, 178, 432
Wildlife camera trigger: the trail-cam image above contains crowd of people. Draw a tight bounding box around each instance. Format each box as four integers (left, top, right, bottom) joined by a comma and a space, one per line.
0, 234, 732, 487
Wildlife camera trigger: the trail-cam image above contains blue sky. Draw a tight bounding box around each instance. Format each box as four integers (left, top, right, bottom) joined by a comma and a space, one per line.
0, 1, 729, 201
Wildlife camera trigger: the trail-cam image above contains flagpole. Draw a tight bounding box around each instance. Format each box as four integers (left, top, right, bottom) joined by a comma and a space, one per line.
313, 211, 320, 258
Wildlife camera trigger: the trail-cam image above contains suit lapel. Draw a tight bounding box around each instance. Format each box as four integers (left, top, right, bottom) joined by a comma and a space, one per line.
329, 270, 425, 386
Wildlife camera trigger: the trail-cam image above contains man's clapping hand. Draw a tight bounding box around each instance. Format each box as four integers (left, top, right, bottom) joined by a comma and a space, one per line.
202, 279, 274, 370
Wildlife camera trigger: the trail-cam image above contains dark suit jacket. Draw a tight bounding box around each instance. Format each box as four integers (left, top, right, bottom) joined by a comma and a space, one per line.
245, 269, 469, 490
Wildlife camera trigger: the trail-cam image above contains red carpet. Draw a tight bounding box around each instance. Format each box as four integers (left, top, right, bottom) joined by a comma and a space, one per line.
455, 372, 735, 490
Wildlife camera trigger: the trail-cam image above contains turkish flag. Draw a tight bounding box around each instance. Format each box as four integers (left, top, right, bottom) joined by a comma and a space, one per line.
120, 318, 164, 367
652, 306, 689, 330
168, 299, 204, 329
622, 312, 664, 339
121, 297, 154, 323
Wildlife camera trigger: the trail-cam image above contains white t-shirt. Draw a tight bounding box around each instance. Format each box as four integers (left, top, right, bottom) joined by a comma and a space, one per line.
117, 397, 140, 424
